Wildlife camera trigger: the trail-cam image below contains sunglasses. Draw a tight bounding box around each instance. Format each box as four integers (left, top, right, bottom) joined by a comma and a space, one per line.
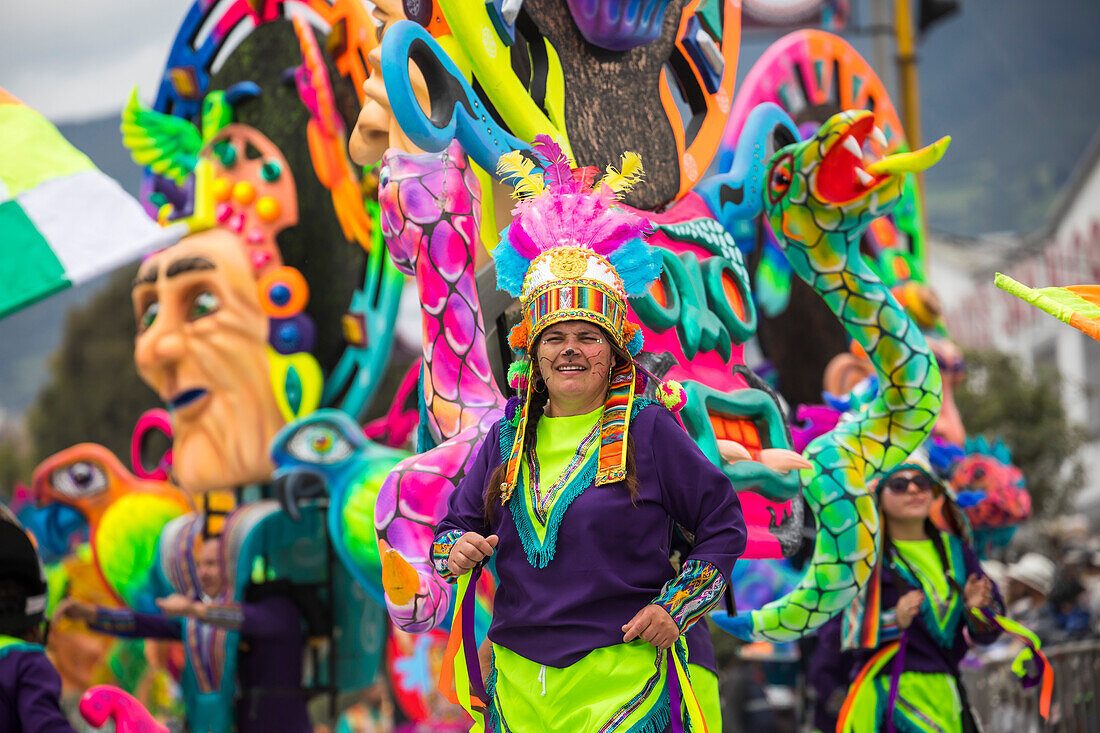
883, 474, 935, 495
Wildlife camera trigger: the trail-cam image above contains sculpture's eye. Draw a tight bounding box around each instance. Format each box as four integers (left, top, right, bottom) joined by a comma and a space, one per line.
51, 462, 108, 498
767, 154, 794, 205
287, 424, 353, 464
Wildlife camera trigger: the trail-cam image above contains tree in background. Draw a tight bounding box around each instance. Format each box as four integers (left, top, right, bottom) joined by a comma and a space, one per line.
26, 266, 155, 468
955, 348, 1090, 516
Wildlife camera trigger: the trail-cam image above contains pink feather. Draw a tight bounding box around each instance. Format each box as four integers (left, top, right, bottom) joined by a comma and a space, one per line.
509, 189, 648, 258
531, 134, 573, 189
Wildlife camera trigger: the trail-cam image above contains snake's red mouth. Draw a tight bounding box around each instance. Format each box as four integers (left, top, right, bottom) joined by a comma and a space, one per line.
816, 115, 889, 205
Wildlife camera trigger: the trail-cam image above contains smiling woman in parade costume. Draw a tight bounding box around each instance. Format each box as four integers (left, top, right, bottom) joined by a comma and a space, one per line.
830, 451, 1006, 733
431, 140, 746, 732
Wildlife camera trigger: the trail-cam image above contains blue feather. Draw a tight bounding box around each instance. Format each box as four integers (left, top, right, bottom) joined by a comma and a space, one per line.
608, 238, 663, 296
493, 231, 530, 297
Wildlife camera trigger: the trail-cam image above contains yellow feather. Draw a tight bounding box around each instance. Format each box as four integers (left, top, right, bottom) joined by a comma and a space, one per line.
496, 150, 546, 200
600, 151, 645, 194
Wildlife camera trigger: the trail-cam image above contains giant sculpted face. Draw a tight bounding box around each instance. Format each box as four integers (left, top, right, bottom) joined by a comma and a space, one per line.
132, 230, 286, 493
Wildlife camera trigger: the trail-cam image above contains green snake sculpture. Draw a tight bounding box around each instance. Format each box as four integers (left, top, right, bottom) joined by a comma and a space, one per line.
726, 110, 949, 641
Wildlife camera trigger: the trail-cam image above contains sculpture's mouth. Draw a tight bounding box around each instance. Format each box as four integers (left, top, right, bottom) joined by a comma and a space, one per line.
681, 382, 801, 505
816, 113, 950, 205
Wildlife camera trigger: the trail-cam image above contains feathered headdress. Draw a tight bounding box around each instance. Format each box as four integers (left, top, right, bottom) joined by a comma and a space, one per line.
492, 135, 663, 502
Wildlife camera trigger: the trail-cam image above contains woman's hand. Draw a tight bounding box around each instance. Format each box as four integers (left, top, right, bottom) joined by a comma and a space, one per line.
963, 573, 994, 610
896, 590, 925, 629
55, 597, 97, 624
622, 605, 679, 649
156, 594, 202, 618
447, 532, 499, 576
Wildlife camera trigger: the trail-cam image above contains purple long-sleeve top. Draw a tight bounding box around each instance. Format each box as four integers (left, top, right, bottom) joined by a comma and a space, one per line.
0, 643, 77, 733
434, 403, 747, 668
92, 595, 311, 733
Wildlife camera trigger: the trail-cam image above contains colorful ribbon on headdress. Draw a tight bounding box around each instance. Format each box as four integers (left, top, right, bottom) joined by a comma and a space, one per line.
595, 359, 637, 486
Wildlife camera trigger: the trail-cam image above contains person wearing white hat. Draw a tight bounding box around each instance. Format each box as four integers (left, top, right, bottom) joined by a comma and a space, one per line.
1006, 553, 1055, 613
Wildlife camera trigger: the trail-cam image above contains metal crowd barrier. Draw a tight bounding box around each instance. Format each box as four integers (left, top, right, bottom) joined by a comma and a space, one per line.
961, 639, 1100, 732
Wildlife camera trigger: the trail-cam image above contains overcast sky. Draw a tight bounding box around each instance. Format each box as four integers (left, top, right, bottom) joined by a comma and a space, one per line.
0, 1, 193, 121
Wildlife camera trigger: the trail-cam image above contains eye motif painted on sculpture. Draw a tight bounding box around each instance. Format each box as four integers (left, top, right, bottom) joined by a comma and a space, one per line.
51, 462, 108, 498
188, 291, 220, 321
767, 154, 794, 205
139, 301, 160, 332
287, 423, 354, 464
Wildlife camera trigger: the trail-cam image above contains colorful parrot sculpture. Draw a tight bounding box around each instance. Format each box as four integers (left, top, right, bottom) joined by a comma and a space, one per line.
33, 443, 192, 612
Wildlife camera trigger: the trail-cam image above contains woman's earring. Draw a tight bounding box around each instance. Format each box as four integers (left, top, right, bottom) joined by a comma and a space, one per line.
534, 379, 546, 394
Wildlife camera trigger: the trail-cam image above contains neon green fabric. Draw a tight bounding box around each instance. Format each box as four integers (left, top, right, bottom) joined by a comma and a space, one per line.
489, 640, 676, 732
690, 664, 722, 732
0, 634, 43, 661
893, 539, 951, 626
871, 671, 962, 733
0, 103, 95, 198
520, 407, 602, 543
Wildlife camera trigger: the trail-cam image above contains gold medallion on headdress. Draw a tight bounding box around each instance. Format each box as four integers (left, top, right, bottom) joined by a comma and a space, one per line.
550, 249, 587, 280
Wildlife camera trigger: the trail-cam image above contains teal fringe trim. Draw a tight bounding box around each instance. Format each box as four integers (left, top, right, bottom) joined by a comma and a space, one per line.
892, 533, 965, 649
508, 453, 599, 569
497, 400, 658, 570
624, 689, 671, 733
485, 652, 506, 733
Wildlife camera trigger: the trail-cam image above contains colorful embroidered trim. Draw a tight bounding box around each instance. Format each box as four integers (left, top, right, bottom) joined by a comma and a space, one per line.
500, 376, 534, 503
522, 278, 627, 348
201, 602, 245, 630
597, 648, 669, 733
596, 360, 637, 486
186, 615, 230, 694
508, 450, 599, 569
527, 420, 602, 525
432, 529, 464, 582
92, 608, 139, 635
501, 399, 657, 568
653, 559, 726, 632
877, 609, 901, 642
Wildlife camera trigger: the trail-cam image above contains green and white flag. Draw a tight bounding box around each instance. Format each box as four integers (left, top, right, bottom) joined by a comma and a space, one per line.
0, 87, 183, 319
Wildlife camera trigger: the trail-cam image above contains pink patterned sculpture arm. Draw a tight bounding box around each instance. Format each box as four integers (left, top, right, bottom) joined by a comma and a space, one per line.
375, 141, 505, 631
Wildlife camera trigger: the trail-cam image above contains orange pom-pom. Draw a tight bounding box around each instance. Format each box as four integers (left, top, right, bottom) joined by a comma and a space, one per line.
508, 321, 530, 352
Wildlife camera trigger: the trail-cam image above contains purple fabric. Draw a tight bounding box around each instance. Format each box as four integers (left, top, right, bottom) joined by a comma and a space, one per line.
233, 595, 312, 733
806, 616, 856, 732
666, 652, 684, 733
683, 622, 716, 675
0, 647, 78, 733
885, 630, 909, 733
434, 404, 747, 668
92, 597, 310, 733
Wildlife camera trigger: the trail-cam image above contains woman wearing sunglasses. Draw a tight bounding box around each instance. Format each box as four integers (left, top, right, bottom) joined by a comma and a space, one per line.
834, 452, 1004, 733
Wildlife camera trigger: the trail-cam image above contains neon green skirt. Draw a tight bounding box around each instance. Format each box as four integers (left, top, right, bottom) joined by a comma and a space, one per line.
844, 670, 962, 733
487, 640, 692, 733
